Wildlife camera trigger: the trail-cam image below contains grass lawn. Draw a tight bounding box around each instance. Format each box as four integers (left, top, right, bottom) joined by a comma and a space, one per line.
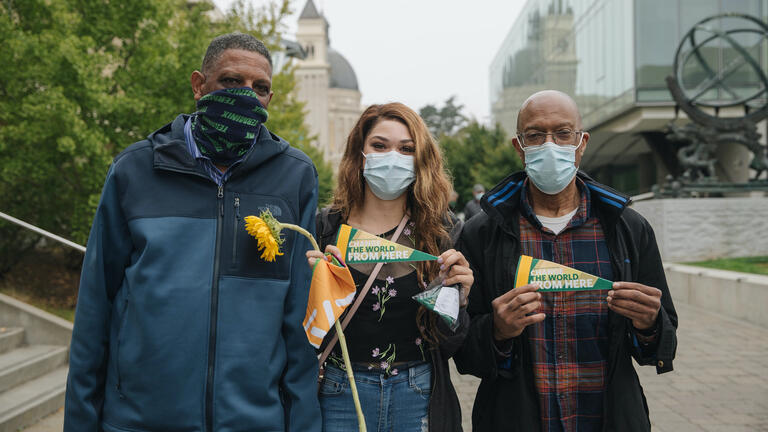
685, 256, 768, 276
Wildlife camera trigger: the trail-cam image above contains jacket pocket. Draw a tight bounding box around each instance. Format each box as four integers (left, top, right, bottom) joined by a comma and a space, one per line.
319, 374, 345, 397
222, 193, 296, 279
115, 297, 129, 399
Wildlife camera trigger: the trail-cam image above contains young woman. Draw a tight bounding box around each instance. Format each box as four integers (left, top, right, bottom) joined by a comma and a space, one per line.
306, 103, 473, 432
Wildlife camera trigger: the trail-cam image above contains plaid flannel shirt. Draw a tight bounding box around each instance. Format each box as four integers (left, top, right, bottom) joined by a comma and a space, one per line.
519, 180, 613, 432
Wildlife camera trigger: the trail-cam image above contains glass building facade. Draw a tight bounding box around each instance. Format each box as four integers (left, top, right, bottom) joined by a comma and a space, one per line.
489, 0, 636, 130
635, 0, 767, 103
490, 0, 768, 193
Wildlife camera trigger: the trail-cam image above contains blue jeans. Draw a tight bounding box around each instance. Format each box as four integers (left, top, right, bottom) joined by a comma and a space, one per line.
319, 362, 431, 432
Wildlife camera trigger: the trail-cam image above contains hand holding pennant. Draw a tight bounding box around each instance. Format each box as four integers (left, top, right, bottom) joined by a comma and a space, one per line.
515, 255, 661, 333
335, 224, 472, 334
245, 210, 367, 432
493, 255, 614, 341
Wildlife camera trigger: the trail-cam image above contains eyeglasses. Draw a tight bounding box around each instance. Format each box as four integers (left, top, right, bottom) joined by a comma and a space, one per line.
518, 130, 584, 147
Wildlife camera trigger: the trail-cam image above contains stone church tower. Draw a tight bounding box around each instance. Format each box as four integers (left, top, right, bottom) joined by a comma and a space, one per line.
295, 0, 362, 169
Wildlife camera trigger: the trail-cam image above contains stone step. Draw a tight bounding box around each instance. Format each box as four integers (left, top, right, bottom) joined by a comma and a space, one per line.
0, 345, 68, 394
0, 366, 67, 432
0, 327, 24, 355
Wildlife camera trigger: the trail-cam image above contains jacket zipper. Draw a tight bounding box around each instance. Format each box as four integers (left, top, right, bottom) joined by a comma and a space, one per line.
232, 195, 240, 266
115, 297, 130, 399
205, 184, 224, 432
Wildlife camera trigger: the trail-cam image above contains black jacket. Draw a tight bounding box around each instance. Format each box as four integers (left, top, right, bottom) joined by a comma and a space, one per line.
316, 209, 469, 432
454, 171, 678, 432
463, 199, 483, 220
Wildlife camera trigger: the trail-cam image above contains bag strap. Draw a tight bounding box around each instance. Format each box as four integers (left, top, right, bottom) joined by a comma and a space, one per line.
318, 214, 410, 369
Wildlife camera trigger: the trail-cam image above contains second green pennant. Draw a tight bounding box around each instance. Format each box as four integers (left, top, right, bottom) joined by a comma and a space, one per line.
335, 224, 438, 264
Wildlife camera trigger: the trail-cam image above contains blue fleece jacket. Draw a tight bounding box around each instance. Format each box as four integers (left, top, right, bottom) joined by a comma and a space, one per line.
64, 115, 321, 432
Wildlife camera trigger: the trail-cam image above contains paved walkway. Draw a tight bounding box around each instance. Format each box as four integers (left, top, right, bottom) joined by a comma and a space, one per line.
448, 302, 768, 431
22, 303, 768, 431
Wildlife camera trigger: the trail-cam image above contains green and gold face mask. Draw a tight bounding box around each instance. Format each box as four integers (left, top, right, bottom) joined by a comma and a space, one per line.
191, 87, 269, 166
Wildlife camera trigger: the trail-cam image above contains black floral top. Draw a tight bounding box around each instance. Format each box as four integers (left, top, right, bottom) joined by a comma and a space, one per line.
329, 222, 429, 376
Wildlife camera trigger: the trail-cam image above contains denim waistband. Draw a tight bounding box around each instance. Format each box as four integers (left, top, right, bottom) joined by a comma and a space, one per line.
324, 361, 431, 382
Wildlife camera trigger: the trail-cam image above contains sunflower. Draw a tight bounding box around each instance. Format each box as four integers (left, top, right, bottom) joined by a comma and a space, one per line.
244, 208, 320, 263
244, 209, 284, 262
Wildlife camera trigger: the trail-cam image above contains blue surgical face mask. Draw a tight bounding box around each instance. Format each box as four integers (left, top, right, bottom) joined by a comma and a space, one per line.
523, 140, 582, 195
362, 151, 415, 200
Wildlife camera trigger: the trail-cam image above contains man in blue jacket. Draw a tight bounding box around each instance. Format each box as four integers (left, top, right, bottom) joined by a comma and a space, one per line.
64, 32, 321, 432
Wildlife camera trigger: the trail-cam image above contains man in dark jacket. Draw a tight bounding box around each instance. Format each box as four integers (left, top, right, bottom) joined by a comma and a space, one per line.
462, 183, 485, 220
64, 33, 321, 432
454, 90, 677, 432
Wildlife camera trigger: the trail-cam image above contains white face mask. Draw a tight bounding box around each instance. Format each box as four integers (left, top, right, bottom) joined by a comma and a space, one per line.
362, 151, 415, 200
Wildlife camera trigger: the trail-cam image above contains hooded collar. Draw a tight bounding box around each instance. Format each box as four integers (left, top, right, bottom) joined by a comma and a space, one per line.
149, 114, 289, 181
480, 170, 631, 237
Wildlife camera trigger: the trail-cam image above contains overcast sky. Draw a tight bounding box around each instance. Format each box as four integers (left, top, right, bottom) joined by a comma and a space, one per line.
213, 0, 525, 123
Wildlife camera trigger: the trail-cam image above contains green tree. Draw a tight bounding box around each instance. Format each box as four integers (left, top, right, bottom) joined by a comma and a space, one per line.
419, 96, 467, 138
0, 0, 333, 275
470, 124, 523, 193
0, 0, 120, 272
440, 121, 523, 209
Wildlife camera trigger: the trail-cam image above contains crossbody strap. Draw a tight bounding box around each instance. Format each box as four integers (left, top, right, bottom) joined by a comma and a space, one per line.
318, 214, 410, 370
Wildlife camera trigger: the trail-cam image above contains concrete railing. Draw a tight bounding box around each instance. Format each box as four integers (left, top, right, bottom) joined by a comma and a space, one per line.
0, 293, 73, 347
632, 197, 768, 262
664, 263, 768, 328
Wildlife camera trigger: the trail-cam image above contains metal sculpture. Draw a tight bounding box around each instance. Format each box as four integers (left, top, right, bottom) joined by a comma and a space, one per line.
660, 13, 768, 196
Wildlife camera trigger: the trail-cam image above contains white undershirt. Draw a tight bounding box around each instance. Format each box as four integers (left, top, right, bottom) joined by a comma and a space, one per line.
536, 208, 578, 235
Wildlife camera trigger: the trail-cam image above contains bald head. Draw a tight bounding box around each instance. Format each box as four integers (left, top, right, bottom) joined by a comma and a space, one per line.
512, 89, 590, 172
516, 90, 582, 133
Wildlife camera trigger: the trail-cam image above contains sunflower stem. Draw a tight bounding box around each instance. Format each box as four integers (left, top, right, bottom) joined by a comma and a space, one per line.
280, 223, 320, 251
335, 319, 367, 432
280, 223, 366, 431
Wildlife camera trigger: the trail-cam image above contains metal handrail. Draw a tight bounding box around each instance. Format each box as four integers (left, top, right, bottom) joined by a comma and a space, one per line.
0, 211, 86, 253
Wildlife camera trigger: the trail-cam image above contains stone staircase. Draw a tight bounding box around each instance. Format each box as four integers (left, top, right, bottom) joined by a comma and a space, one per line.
0, 294, 72, 432
0, 326, 68, 432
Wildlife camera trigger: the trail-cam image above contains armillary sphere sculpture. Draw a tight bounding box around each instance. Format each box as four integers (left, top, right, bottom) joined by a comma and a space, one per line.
664, 13, 768, 190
